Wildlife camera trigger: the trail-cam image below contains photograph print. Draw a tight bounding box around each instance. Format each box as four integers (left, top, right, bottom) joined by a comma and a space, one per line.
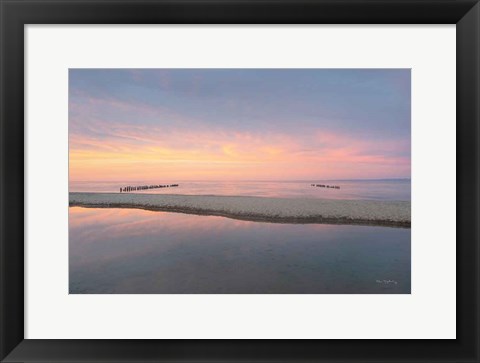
69, 69, 411, 294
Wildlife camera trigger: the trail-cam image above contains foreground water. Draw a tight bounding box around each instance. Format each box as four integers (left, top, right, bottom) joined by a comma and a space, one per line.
70, 179, 410, 201
69, 207, 410, 294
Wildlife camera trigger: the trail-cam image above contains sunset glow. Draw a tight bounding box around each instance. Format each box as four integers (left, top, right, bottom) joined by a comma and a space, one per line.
69, 69, 411, 181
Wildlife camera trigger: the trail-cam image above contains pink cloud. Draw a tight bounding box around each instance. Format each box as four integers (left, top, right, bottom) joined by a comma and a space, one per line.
69, 121, 410, 181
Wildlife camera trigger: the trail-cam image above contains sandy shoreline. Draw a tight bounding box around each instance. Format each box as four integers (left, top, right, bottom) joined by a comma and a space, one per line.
69, 192, 411, 228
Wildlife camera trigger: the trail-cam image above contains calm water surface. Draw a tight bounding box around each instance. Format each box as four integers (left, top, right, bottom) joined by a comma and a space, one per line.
70, 179, 410, 201
69, 207, 410, 294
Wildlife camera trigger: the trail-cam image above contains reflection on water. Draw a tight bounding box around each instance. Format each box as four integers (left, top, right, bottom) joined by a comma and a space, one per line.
69, 207, 411, 294
70, 179, 410, 201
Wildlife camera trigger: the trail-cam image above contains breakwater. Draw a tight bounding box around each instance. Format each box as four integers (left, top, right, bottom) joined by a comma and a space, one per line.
120, 184, 179, 193
311, 184, 340, 189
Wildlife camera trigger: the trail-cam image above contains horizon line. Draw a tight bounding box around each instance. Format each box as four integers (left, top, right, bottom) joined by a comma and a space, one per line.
70, 177, 411, 183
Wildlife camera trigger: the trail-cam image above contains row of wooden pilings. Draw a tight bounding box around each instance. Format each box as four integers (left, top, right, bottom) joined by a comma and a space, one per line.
311, 184, 340, 189
120, 184, 179, 193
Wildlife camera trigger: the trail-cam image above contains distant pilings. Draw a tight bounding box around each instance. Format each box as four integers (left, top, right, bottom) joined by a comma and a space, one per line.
311, 183, 340, 189
120, 184, 179, 193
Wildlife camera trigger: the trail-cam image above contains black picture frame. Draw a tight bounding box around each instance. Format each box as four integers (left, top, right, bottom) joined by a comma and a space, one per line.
1, 0, 479, 362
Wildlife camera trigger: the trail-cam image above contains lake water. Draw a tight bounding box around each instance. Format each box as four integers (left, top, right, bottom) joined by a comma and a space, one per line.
70, 179, 410, 201
69, 207, 411, 294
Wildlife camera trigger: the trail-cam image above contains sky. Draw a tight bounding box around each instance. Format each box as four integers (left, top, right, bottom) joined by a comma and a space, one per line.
69, 69, 410, 181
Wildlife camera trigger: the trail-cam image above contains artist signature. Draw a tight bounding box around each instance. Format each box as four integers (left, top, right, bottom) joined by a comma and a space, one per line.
376, 279, 398, 285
